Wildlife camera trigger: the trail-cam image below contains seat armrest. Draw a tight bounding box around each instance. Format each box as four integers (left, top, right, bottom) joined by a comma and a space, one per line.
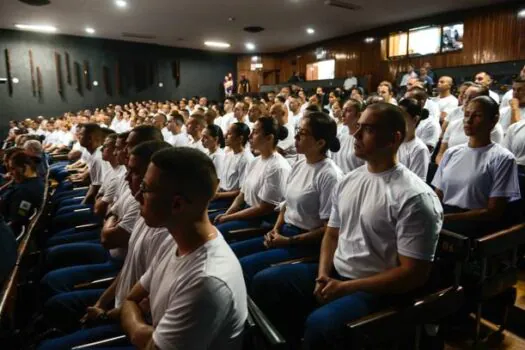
71, 335, 127, 349
271, 255, 319, 267
248, 296, 286, 346
208, 208, 228, 214
72, 186, 89, 191
475, 223, 525, 258
437, 229, 470, 261
228, 227, 268, 241
74, 223, 100, 232
74, 276, 116, 290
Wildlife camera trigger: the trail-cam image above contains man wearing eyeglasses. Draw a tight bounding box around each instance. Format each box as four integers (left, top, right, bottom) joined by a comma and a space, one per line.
251, 102, 443, 349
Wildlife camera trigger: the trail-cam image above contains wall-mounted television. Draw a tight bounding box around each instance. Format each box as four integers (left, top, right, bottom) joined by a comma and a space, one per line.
441, 23, 464, 52
388, 32, 408, 58
408, 26, 441, 56
306, 59, 335, 81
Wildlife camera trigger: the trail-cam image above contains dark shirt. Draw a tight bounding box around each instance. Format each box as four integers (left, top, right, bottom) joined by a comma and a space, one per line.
0, 216, 16, 284
0, 177, 45, 234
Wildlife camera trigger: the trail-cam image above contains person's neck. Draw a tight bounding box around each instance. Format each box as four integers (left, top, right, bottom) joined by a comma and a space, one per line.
236, 115, 245, 122
404, 132, 416, 142
366, 156, 397, 174
348, 122, 358, 135
259, 148, 274, 159
230, 144, 243, 154
305, 152, 326, 164
191, 132, 201, 141
109, 159, 119, 168
171, 128, 180, 136
439, 90, 451, 98
167, 214, 217, 257
87, 144, 99, 154
468, 135, 491, 148
208, 144, 218, 154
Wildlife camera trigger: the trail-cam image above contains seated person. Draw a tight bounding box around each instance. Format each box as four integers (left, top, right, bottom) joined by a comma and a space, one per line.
0, 151, 45, 234
251, 102, 443, 349
210, 122, 253, 209
330, 99, 365, 174
436, 84, 504, 164
214, 117, 291, 239
499, 78, 525, 132
231, 112, 343, 286
202, 124, 225, 176
23, 139, 48, 178
117, 148, 247, 350
0, 215, 16, 285
397, 98, 431, 181
432, 96, 521, 236
405, 87, 441, 153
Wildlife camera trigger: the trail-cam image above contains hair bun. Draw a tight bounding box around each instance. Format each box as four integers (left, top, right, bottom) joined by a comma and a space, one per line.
329, 137, 341, 153
420, 108, 430, 121
277, 126, 289, 141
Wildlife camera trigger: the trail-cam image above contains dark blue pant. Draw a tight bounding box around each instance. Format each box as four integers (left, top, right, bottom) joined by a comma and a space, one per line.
41, 258, 123, 298
51, 209, 100, 233
46, 228, 101, 247
208, 197, 234, 210
231, 224, 319, 286
38, 324, 128, 350
43, 289, 104, 332
251, 263, 391, 349
44, 242, 109, 272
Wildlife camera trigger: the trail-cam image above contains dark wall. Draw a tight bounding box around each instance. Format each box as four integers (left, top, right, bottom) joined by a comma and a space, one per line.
0, 29, 236, 124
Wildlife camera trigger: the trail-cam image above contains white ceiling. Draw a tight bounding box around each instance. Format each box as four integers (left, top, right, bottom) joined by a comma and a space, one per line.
0, 0, 516, 53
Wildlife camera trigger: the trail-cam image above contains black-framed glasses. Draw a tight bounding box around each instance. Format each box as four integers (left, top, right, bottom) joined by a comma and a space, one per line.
139, 181, 192, 203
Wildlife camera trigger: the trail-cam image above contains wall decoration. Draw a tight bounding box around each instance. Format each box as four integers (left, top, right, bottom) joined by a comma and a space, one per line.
36, 66, 43, 100
29, 49, 36, 96
74, 61, 82, 94
172, 59, 180, 86
83, 60, 91, 90
54, 52, 64, 97
4, 49, 13, 96
115, 60, 121, 95
103, 65, 112, 96
65, 52, 71, 85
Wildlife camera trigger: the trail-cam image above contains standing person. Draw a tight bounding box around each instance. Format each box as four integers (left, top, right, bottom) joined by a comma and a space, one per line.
166, 113, 189, 147
499, 78, 525, 132
202, 124, 226, 179
400, 64, 418, 88
343, 70, 358, 91
474, 72, 500, 104
500, 65, 525, 112
270, 103, 296, 164
186, 113, 207, 153
433, 76, 459, 123
238, 74, 251, 94
377, 81, 398, 105
251, 102, 443, 349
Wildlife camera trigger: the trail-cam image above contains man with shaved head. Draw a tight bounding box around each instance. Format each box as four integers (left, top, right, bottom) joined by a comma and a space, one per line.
475, 71, 500, 103
501, 64, 525, 112
434, 76, 458, 123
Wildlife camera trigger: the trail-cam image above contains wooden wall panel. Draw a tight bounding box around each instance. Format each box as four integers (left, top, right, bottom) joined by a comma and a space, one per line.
238, 5, 525, 92
236, 55, 278, 92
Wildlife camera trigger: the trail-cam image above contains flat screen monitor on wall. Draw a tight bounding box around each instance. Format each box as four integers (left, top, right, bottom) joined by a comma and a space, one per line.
408, 26, 441, 56
388, 32, 408, 58
306, 59, 335, 81
441, 23, 464, 52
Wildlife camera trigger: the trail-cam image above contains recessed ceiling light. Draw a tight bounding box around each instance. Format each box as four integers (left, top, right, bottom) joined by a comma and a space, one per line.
204, 41, 231, 48
306, 28, 315, 34
115, 0, 128, 8
519, 9, 525, 18
364, 37, 375, 43
85, 27, 95, 34
15, 24, 57, 33
251, 56, 259, 62
93, 81, 99, 87
245, 42, 256, 50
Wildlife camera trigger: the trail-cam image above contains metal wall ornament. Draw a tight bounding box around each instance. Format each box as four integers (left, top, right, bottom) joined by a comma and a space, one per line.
36, 66, 43, 100
29, 49, 36, 96
55, 52, 64, 97
103, 65, 112, 96
83, 61, 91, 91
74, 61, 82, 94
4, 49, 13, 96
65, 52, 72, 85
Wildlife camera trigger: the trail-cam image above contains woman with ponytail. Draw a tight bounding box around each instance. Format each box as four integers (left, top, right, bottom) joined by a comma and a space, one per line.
214, 117, 291, 239
397, 98, 431, 181
202, 124, 226, 177
231, 112, 343, 286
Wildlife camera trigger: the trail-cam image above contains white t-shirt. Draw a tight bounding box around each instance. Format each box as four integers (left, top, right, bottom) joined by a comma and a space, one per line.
397, 137, 430, 181
445, 106, 464, 123
169, 132, 190, 147
499, 106, 525, 132
330, 131, 365, 174
424, 99, 441, 123
489, 90, 500, 104
432, 143, 520, 209
44, 131, 61, 146
187, 137, 207, 153
343, 77, 358, 90
416, 118, 440, 148
101, 165, 127, 204
140, 236, 247, 350
108, 187, 141, 259
111, 119, 131, 133
433, 95, 458, 119
87, 146, 111, 186
277, 122, 297, 165
114, 217, 172, 308
503, 119, 525, 166
161, 127, 171, 142
219, 149, 254, 191
329, 164, 443, 279
241, 152, 291, 207
284, 158, 343, 231
290, 112, 303, 132
219, 112, 235, 135
56, 130, 74, 147
443, 118, 504, 148
207, 148, 226, 180
500, 89, 513, 112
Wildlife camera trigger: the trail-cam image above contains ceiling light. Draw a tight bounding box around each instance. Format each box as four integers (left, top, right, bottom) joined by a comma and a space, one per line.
204, 41, 231, 48
93, 81, 99, 87
306, 28, 315, 34
15, 24, 57, 33
251, 56, 259, 62
245, 42, 256, 50
364, 37, 375, 43
115, 0, 127, 8
519, 9, 525, 18
85, 27, 95, 34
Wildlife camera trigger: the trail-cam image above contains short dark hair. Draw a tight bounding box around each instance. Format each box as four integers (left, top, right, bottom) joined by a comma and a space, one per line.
303, 112, 340, 154
257, 116, 288, 146
365, 102, 407, 144
10, 151, 37, 172
151, 147, 218, 203
130, 140, 172, 163
80, 123, 101, 136
398, 98, 430, 124
105, 133, 118, 143
205, 124, 225, 148
468, 96, 499, 122
117, 131, 131, 141
232, 122, 251, 146
131, 125, 164, 144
